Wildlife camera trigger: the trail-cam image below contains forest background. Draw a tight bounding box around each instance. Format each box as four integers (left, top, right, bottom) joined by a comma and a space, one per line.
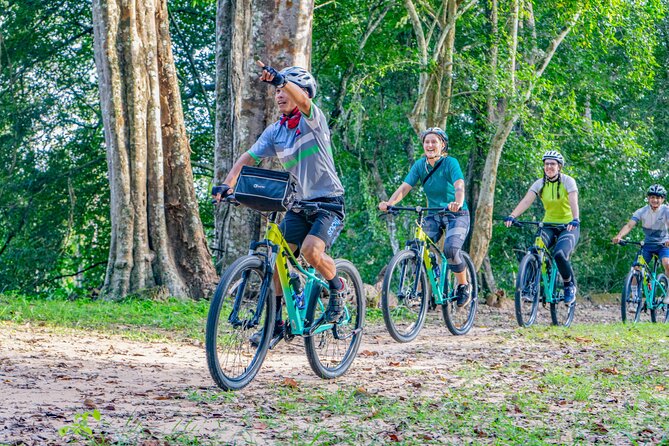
1, 0, 668, 301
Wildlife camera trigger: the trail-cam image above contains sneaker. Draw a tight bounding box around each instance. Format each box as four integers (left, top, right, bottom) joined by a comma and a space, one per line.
324, 279, 348, 323
563, 283, 576, 306
456, 284, 472, 308
249, 320, 285, 347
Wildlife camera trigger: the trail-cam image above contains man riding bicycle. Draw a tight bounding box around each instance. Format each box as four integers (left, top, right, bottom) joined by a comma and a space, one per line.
213, 61, 347, 343
612, 184, 669, 304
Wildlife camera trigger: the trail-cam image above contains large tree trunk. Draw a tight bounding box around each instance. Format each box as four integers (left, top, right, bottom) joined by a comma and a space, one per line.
92, 0, 217, 299
213, 0, 314, 268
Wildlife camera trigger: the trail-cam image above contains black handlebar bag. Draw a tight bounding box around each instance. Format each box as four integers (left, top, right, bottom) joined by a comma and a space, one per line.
234, 166, 298, 211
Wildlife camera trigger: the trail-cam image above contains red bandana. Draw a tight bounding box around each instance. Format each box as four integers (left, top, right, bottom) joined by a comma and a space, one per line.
279, 107, 302, 129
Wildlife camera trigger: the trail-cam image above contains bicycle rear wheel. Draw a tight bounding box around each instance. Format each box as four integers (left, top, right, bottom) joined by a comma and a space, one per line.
381, 249, 429, 342
651, 274, 669, 323
621, 270, 643, 323
515, 253, 541, 327
304, 259, 365, 379
205, 255, 275, 391
442, 253, 478, 335
549, 275, 575, 327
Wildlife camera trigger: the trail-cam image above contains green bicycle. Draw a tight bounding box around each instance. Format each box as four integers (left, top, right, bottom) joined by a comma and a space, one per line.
511, 221, 575, 327
380, 206, 478, 342
206, 199, 365, 391
617, 240, 669, 323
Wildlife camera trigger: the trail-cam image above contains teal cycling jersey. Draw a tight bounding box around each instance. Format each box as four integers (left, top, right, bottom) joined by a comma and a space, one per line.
403, 156, 467, 211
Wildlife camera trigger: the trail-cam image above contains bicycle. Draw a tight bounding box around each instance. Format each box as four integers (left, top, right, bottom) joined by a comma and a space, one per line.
616, 240, 669, 323
206, 198, 365, 391
380, 206, 478, 342
510, 221, 575, 327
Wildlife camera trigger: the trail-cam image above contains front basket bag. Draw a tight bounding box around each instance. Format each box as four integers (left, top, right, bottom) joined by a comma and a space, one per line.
234, 166, 297, 211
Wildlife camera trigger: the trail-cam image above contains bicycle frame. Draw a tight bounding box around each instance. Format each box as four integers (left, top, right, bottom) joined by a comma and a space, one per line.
251, 215, 340, 337
392, 207, 459, 305
629, 248, 666, 311
531, 233, 561, 304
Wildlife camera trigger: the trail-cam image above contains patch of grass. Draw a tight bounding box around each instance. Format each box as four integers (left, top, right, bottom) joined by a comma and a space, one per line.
0, 293, 209, 341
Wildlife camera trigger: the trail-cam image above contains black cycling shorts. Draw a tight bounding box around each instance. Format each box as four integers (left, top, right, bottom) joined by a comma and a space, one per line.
279, 196, 345, 250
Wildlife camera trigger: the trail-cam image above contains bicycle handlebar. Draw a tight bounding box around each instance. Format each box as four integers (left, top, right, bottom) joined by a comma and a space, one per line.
384, 205, 467, 216
510, 220, 568, 230
292, 200, 344, 212
214, 195, 343, 213
616, 239, 644, 247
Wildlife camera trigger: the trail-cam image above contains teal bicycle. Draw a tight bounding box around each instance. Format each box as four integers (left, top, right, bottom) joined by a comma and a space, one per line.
512, 221, 575, 327
380, 206, 478, 341
616, 240, 669, 323
206, 199, 365, 391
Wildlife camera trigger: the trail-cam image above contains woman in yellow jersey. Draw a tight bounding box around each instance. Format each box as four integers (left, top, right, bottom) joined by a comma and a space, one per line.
504, 151, 580, 305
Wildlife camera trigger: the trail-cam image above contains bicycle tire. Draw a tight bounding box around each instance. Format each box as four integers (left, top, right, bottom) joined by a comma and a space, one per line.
515, 253, 541, 327
381, 249, 429, 342
442, 253, 478, 335
621, 270, 643, 323
205, 255, 276, 391
549, 274, 575, 327
304, 259, 365, 379
651, 274, 669, 323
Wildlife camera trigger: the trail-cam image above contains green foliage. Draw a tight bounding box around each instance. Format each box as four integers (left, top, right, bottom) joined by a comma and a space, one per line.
2, 0, 669, 295
58, 410, 105, 445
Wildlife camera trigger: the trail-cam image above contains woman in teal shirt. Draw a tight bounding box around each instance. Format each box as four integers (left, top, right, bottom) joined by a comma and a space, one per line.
378, 127, 472, 307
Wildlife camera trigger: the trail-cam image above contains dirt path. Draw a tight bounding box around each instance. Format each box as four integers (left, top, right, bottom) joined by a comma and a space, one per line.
0, 302, 621, 445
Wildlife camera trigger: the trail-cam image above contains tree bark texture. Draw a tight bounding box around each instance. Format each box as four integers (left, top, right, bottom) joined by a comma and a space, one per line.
213, 0, 314, 268
92, 0, 217, 299
404, 0, 476, 133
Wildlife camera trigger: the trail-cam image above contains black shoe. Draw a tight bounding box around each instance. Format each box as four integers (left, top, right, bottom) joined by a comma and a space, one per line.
249, 320, 285, 347
456, 284, 472, 308
324, 279, 349, 323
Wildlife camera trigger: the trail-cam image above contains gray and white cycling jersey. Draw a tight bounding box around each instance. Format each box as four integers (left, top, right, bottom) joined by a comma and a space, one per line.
631, 204, 669, 245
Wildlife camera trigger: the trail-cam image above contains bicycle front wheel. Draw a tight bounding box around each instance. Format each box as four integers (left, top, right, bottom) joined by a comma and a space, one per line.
381, 249, 429, 342
651, 274, 669, 323
549, 275, 575, 327
304, 259, 365, 379
621, 270, 643, 323
442, 253, 478, 335
205, 255, 276, 391
515, 253, 540, 327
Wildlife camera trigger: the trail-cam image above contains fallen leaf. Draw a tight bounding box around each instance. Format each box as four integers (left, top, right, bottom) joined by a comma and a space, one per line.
655, 385, 665, 391
474, 426, 486, 437
387, 433, 402, 442
574, 336, 593, 343
354, 387, 369, 396
593, 422, 609, 434
281, 377, 299, 389
359, 350, 379, 357
388, 361, 401, 367
83, 399, 96, 409
599, 367, 620, 375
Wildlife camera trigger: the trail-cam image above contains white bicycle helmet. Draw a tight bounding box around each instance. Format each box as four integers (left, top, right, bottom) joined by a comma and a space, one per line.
542, 150, 565, 166
279, 66, 317, 98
